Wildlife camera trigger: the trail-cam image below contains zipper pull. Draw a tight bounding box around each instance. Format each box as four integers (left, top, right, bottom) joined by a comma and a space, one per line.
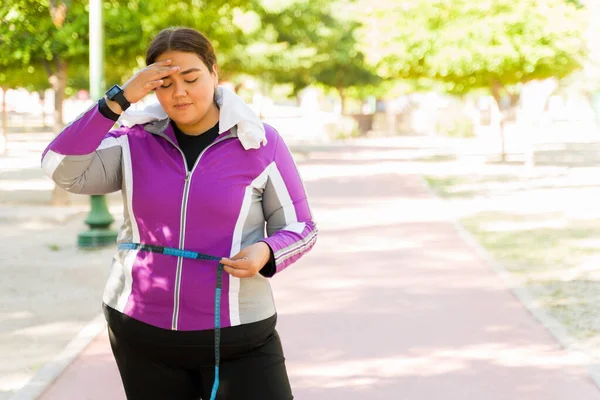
185, 171, 191, 182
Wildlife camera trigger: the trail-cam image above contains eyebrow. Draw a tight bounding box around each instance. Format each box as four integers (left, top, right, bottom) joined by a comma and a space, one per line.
180, 68, 202, 76
162, 68, 202, 80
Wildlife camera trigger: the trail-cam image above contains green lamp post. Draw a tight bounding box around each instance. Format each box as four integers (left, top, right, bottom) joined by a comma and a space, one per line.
78, 0, 117, 248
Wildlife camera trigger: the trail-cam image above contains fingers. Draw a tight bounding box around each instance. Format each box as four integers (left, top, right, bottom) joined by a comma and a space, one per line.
223, 265, 252, 278
221, 257, 254, 278
149, 59, 172, 67
220, 257, 248, 267
149, 66, 180, 79
122, 61, 179, 103
139, 65, 179, 93
145, 79, 164, 90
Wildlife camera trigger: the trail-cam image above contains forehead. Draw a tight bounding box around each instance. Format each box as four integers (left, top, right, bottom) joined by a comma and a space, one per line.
155, 50, 208, 70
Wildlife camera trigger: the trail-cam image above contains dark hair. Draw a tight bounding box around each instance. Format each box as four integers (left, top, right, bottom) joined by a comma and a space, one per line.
146, 27, 217, 73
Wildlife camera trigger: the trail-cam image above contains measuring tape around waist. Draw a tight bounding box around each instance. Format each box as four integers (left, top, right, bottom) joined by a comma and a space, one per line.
118, 242, 224, 400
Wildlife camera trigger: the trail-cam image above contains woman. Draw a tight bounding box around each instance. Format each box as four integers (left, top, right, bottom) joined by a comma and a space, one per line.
41, 27, 317, 400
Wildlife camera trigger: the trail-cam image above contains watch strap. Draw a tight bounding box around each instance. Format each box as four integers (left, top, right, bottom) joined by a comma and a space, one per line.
98, 97, 121, 121
113, 90, 130, 111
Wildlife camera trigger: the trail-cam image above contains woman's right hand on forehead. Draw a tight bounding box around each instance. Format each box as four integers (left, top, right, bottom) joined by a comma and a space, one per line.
121, 60, 180, 104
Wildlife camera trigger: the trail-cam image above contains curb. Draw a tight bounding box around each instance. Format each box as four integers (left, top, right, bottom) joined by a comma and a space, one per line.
418, 175, 600, 390
8, 313, 106, 400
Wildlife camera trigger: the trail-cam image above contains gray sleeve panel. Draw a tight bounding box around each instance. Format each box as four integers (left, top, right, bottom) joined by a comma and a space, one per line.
52, 146, 123, 195
237, 186, 277, 324
262, 177, 286, 236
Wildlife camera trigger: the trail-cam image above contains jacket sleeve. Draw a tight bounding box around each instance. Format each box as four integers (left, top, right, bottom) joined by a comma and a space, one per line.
260, 133, 318, 276
41, 102, 126, 195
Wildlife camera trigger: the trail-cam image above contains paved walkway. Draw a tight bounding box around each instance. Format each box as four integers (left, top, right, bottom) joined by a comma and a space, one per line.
6, 138, 600, 399
34, 143, 600, 400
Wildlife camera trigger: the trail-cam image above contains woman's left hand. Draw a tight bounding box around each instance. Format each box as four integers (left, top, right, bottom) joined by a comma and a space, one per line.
221, 242, 271, 278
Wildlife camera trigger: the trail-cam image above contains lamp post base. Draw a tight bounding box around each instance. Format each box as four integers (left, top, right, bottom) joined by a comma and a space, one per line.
78, 194, 117, 248
78, 229, 118, 248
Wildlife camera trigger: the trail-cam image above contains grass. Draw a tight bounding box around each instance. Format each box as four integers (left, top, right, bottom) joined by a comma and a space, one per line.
424, 174, 519, 198
534, 279, 600, 340
48, 243, 61, 251
423, 176, 471, 197
462, 215, 600, 272
425, 172, 600, 351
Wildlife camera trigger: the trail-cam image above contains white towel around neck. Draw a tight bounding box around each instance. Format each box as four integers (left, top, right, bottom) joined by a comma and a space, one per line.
117, 86, 267, 150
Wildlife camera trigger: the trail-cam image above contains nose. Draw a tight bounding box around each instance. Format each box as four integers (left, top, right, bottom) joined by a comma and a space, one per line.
173, 81, 187, 98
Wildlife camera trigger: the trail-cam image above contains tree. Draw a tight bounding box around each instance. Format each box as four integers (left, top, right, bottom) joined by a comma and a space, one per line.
312, 21, 381, 115
236, 0, 336, 95
1, 1, 139, 204
0, 56, 50, 154
248, 0, 380, 112
363, 0, 587, 159
3, 1, 87, 138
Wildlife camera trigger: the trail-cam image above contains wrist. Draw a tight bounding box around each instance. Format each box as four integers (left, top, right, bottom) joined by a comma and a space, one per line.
260, 242, 271, 264
98, 97, 121, 121
104, 96, 123, 115
258, 241, 276, 277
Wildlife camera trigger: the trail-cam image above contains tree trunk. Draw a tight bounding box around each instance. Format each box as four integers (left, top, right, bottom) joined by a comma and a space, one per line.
1, 87, 7, 155
490, 82, 506, 161
39, 90, 48, 128
47, 58, 70, 206
51, 60, 67, 134
337, 87, 346, 115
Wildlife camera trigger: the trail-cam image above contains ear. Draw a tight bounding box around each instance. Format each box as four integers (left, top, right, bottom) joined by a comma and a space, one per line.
212, 64, 219, 86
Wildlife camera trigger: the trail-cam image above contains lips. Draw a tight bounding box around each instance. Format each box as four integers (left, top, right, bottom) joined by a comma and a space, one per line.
174, 103, 191, 110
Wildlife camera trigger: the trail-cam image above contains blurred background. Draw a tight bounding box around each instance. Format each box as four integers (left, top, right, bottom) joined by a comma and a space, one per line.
3, 1, 600, 399
1, 0, 598, 160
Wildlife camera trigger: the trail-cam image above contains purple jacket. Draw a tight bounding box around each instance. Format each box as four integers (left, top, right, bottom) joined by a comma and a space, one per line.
42, 103, 317, 331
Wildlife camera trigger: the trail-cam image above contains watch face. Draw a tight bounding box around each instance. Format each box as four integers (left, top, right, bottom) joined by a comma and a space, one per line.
107, 85, 121, 99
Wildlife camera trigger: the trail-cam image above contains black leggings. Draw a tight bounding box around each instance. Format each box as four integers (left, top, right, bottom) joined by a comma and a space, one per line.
104, 305, 293, 400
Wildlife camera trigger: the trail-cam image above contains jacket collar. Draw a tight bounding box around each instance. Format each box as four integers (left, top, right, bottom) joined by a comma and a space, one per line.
144, 118, 238, 144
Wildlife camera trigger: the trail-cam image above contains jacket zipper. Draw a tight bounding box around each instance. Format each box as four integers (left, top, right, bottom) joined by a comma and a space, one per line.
168, 132, 235, 330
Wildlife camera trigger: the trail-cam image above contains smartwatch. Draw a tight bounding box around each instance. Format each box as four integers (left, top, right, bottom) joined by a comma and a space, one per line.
105, 84, 131, 112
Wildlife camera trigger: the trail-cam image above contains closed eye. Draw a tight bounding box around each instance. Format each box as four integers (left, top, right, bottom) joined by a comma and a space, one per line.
160, 78, 196, 88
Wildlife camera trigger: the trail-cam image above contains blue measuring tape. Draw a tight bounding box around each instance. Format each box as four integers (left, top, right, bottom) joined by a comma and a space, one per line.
118, 242, 224, 400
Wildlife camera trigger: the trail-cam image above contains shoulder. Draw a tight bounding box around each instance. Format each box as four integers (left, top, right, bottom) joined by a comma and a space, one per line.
263, 123, 280, 139
262, 123, 284, 149
258, 123, 298, 165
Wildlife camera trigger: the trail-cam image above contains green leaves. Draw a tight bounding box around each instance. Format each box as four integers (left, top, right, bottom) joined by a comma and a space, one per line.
366, 0, 587, 93
2, 0, 586, 103
253, 0, 380, 98
1, 0, 379, 100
